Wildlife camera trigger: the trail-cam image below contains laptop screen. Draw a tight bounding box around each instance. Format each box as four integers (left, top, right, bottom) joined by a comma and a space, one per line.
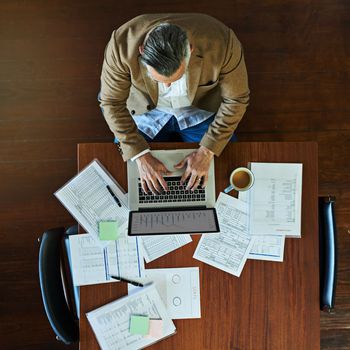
128, 208, 220, 236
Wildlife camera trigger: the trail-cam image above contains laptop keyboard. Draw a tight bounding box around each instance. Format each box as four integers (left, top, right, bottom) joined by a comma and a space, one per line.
138, 176, 206, 204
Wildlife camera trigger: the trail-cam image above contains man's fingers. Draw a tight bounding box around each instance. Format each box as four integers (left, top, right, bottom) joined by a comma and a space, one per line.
201, 175, 209, 189
186, 174, 199, 190
181, 169, 191, 185
157, 174, 168, 192
145, 178, 158, 195
193, 176, 202, 191
140, 179, 148, 194
149, 177, 162, 194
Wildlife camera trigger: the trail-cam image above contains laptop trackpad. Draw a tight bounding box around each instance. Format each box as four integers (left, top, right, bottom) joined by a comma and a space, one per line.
151, 149, 194, 174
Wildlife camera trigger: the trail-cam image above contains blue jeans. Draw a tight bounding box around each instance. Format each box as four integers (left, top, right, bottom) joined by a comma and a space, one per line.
113, 114, 237, 143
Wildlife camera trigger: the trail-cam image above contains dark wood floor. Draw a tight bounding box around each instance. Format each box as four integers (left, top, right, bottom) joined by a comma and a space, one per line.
0, 1, 349, 349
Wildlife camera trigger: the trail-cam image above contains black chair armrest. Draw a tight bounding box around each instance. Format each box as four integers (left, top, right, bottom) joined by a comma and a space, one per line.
38, 227, 79, 344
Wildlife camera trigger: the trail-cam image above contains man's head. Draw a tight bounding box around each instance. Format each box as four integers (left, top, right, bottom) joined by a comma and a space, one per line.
139, 23, 192, 84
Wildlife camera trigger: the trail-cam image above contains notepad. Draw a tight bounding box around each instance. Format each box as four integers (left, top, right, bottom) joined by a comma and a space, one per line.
99, 221, 119, 240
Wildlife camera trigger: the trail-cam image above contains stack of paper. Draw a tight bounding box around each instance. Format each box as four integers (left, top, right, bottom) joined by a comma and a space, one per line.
238, 162, 302, 262
86, 284, 176, 350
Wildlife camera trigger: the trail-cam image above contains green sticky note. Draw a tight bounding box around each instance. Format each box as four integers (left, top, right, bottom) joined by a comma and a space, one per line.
99, 221, 119, 241
129, 315, 150, 335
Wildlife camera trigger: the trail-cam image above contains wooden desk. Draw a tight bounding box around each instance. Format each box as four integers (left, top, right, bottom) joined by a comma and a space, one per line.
78, 142, 319, 350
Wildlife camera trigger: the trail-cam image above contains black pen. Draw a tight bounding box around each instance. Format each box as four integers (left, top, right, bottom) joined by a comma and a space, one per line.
109, 275, 144, 287
106, 185, 122, 207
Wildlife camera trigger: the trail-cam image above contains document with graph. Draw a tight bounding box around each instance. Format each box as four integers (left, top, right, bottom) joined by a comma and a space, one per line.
248, 162, 303, 237
193, 193, 253, 277
86, 284, 176, 350
55, 159, 129, 246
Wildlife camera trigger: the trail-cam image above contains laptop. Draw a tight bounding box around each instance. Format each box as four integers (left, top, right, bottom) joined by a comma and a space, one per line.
127, 149, 219, 236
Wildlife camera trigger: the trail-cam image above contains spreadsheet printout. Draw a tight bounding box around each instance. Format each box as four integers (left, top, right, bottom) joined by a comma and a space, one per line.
86, 284, 176, 350
239, 190, 286, 262
55, 160, 129, 247
249, 162, 302, 237
141, 235, 192, 263
69, 233, 144, 286
193, 193, 253, 277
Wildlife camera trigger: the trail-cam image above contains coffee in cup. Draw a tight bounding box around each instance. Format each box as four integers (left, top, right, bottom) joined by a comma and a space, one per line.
228, 167, 254, 192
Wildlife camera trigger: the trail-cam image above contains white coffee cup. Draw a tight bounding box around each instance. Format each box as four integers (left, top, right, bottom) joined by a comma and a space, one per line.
224, 167, 255, 193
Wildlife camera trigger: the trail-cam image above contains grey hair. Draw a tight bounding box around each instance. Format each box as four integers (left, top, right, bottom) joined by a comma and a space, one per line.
140, 23, 189, 77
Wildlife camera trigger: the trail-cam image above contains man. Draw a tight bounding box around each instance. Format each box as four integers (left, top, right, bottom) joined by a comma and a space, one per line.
99, 13, 249, 194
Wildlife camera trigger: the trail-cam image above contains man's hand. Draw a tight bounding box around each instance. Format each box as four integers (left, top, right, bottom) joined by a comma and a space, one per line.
174, 146, 214, 191
136, 153, 172, 194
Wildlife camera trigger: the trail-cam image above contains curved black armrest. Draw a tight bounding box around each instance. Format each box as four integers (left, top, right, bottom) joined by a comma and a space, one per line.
38, 227, 79, 344
319, 196, 338, 312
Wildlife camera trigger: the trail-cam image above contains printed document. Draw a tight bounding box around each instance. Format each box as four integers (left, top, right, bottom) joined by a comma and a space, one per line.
141, 235, 192, 263
239, 191, 285, 262
86, 284, 176, 350
128, 267, 201, 319
69, 233, 144, 286
249, 163, 302, 237
248, 235, 285, 262
55, 160, 129, 246
193, 193, 253, 277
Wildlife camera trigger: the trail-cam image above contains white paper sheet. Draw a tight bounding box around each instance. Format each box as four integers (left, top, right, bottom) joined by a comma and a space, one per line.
69, 233, 144, 286
86, 284, 176, 350
193, 193, 253, 277
248, 235, 285, 262
141, 235, 192, 263
249, 162, 302, 237
55, 160, 129, 247
239, 191, 285, 262
128, 267, 200, 319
